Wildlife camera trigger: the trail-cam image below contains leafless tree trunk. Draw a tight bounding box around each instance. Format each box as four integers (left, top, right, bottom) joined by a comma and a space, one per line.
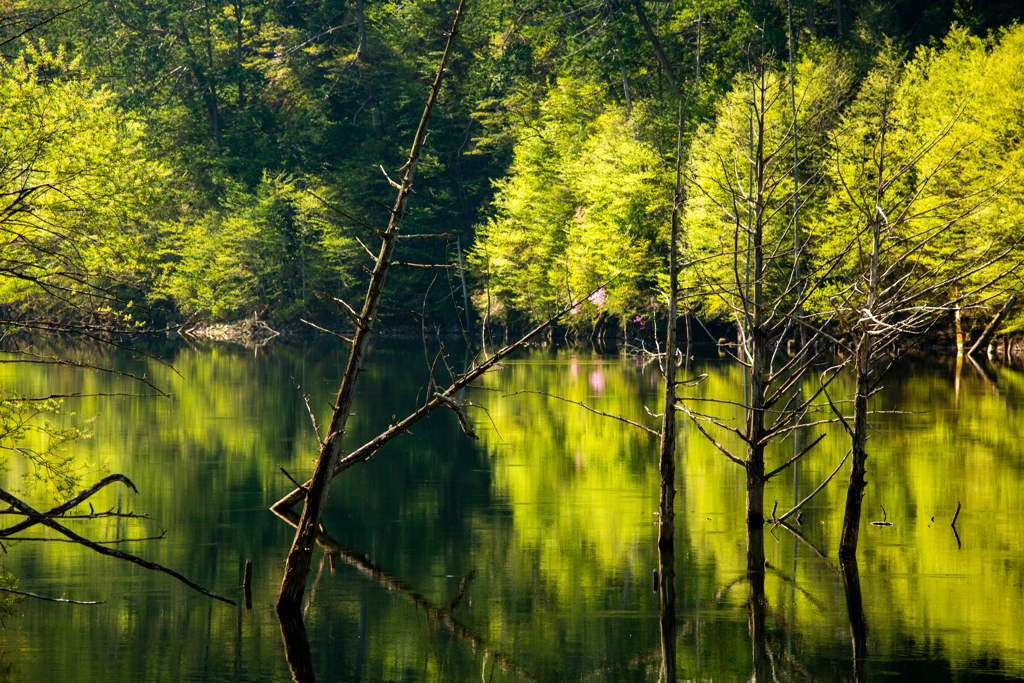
629, 0, 679, 94
968, 296, 1016, 358
825, 58, 1018, 558
681, 58, 848, 545
842, 558, 868, 682
276, 0, 467, 612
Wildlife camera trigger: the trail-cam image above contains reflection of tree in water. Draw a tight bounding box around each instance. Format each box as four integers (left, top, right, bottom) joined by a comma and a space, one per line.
274, 510, 541, 683
0, 474, 233, 606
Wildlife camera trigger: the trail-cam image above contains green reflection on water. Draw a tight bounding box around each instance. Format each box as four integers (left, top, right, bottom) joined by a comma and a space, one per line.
0, 340, 1022, 682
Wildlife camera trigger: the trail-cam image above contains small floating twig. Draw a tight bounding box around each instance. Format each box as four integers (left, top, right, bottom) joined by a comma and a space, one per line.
951, 501, 961, 528
0, 587, 104, 605
870, 504, 894, 527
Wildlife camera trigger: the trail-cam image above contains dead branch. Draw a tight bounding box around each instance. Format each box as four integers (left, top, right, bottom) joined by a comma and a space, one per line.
675, 405, 746, 467
434, 392, 478, 440
270, 281, 619, 516
0, 488, 234, 604
0, 587, 103, 605
503, 390, 660, 437
774, 448, 851, 524
764, 432, 826, 480
0, 474, 138, 538
300, 319, 353, 344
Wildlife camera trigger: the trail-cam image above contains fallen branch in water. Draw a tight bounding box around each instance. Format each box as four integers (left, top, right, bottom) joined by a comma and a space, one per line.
0, 487, 234, 605
0, 474, 139, 538
0, 587, 104, 605
504, 389, 660, 437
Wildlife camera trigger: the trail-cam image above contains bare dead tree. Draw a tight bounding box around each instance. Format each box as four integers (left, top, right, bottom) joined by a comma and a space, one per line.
276, 0, 468, 612
0, 476, 233, 603
681, 53, 851, 556
819, 53, 1020, 559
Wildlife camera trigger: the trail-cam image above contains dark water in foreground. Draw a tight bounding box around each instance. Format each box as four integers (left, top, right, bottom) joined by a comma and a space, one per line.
1, 339, 1022, 682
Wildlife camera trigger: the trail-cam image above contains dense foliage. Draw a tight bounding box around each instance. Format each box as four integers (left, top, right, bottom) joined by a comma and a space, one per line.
1, 0, 1023, 337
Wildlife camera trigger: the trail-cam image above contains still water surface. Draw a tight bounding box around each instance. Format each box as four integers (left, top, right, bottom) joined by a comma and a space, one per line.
0, 339, 1022, 682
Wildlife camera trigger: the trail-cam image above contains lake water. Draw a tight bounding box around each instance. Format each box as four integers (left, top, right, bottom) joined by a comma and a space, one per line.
0, 338, 1022, 682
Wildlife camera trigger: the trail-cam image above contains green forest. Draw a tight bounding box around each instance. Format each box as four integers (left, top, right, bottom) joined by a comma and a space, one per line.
2, 0, 1024, 340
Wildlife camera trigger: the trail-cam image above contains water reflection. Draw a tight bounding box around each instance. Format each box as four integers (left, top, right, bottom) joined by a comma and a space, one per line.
0, 341, 1022, 681
842, 558, 869, 683
657, 522, 676, 683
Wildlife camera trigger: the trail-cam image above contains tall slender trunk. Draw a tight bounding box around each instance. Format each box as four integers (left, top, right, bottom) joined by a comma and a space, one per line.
841, 108, 884, 559
203, 1, 222, 151
276, 0, 466, 611
355, 0, 382, 134
805, 0, 817, 37
786, 0, 806, 350
629, 0, 679, 94
839, 331, 870, 558
616, 35, 633, 116
234, 2, 245, 108
842, 558, 869, 682
746, 77, 767, 535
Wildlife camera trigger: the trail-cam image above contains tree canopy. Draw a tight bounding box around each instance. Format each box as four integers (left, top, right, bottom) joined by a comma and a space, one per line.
1, 0, 1023, 337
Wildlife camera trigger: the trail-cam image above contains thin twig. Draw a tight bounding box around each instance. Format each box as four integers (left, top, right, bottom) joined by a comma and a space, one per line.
0, 587, 104, 605
503, 390, 660, 437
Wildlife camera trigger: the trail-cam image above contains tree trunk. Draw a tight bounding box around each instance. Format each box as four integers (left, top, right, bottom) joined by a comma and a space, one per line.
839, 331, 870, 558
234, 1, 245, 108
616, 35, 633, 117
629, 0, 679, 94
955, 305, 964, 355
968, 296, 1016, 358
276, 0, 466, 612
805, 0, 817, 37
355, 0, 383, 135
842, 558, 868, 682
746, 85, 767, 534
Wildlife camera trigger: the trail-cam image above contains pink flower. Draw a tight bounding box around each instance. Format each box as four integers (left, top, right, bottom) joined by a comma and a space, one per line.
588, 287, 608, 309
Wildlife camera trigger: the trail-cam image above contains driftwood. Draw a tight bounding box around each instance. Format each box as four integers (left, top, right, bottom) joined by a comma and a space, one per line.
180, 316, 280, 347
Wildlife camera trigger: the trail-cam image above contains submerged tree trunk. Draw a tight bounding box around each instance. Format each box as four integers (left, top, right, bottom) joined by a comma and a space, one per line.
748, 525, 768, 682
276, 0, 466, 612
746, 86, 768, 535
842, 558, 869, 682
839, 331, 870, 558
656, 98, 684, 683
